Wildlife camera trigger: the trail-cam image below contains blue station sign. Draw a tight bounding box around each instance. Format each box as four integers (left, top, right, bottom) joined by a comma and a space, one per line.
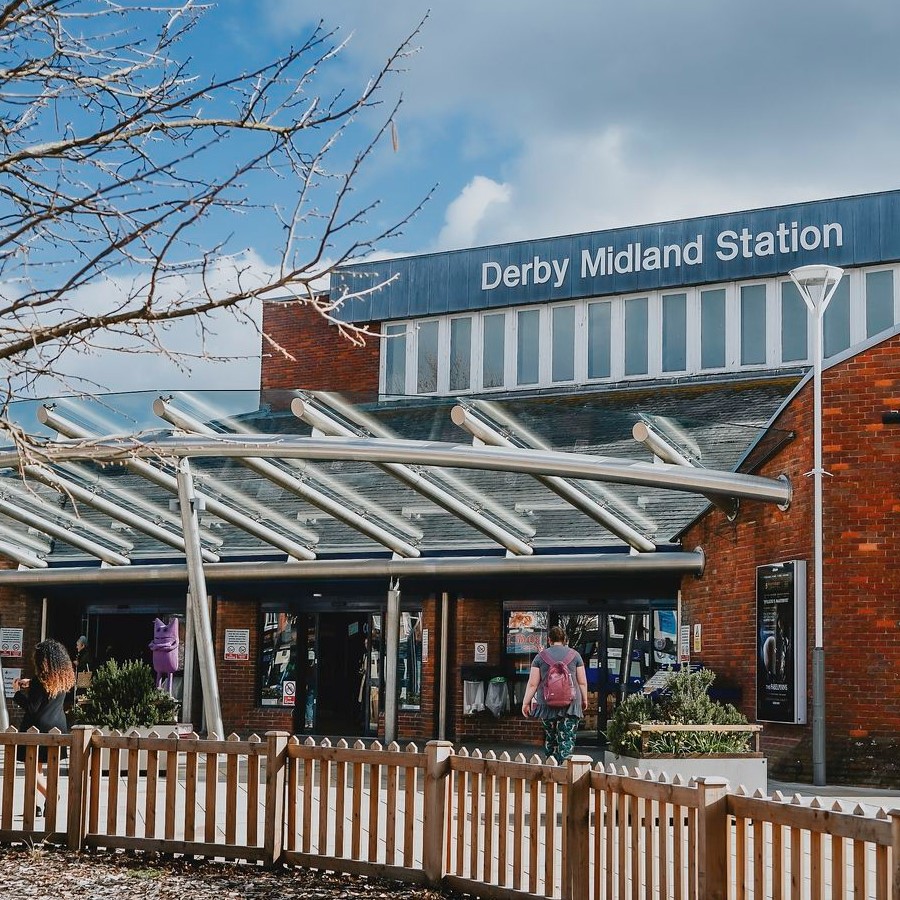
333, 189, 900, 322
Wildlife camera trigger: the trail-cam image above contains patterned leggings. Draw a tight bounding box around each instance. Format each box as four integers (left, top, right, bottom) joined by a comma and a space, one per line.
542, 715, 580, 762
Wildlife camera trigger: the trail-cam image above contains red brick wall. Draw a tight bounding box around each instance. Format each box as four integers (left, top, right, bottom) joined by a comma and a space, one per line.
680, 331, 900, 783
0, 573, 42, 729
261, 300, 381, 399
215, 597, 294, 736
453, 596, 543, 750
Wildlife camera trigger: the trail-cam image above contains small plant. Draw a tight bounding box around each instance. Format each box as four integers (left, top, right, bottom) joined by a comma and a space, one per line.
607, 666, 750, 756
74, 659, 178, 731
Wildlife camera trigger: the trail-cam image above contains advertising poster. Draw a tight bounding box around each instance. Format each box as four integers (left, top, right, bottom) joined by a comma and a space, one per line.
505, 611, 548, 655
756, 561, 807, 724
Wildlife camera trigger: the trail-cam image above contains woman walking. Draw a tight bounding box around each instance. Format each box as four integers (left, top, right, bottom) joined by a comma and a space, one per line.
520, 625, 589, 762
13, 639, 75, 814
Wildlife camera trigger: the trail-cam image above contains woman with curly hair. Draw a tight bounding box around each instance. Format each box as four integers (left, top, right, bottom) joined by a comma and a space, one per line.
13, 638, 75, 814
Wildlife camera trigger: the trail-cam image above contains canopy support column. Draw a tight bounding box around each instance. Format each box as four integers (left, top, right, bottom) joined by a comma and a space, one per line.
176, 458, 224, 738
181, 593, 196, 726
384, 580, 400, 745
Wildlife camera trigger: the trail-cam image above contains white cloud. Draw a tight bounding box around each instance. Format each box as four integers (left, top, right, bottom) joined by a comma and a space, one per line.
435, 176, 511, 250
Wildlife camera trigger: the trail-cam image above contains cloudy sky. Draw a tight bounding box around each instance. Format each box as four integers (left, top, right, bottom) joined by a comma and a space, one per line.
23, 0, 900, 395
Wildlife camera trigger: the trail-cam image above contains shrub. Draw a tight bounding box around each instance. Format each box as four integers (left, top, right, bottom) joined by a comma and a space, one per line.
607, 666, 751, 756
74, 659, 178, 731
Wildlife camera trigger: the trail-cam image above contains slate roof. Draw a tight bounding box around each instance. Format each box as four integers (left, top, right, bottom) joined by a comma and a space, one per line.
0, 372, 800, 568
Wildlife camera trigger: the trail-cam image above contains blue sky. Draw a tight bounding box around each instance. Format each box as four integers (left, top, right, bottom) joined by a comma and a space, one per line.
30, 0, 900, 394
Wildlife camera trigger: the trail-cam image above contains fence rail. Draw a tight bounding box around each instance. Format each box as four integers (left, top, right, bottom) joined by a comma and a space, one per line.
0, 725, 898, 900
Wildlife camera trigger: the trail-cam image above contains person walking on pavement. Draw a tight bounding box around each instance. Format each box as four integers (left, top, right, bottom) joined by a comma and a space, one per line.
520, 625, 588, 761
13, 638, 75, 814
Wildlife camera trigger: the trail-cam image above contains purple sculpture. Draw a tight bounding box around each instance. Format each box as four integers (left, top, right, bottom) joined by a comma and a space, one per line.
149, 616, 180, 695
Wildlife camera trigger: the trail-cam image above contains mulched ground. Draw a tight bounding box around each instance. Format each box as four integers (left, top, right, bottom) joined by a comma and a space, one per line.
0, 846, 467, 899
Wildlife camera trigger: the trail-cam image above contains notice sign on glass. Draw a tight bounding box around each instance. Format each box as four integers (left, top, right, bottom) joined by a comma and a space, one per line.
505, 611, 547, 655
756, 561, 807, 724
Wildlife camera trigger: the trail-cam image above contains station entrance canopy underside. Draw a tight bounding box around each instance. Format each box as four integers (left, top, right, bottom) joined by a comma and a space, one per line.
0, 385, 797, 585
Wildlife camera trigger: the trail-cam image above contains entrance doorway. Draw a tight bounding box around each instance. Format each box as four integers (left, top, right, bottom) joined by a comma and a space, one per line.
292, 610, 383, 737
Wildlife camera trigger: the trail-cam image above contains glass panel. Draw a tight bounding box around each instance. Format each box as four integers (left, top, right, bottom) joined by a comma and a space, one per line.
866, 270, 894, 338
482, 313, 506, 388
517, 308, 540, 385
662, 293, 687, 372
416, 320, 439, 392
384, 323, 407, 394
740, 285, 767, 365
587, 301, 611, 378
449, 317, 472, 391
260, 611, 298, 708
823, 278, 850, 358
624, 297, 648, 375
781, 281, 808, 362
700, 289, 726, 369
398, 611, 423, 710
551, 306, 575, 382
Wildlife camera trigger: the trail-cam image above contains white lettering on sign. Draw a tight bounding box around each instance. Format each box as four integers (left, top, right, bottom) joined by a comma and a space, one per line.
481, 256, 568, 291
479, 221, 845, 291
716, 222, 842, 261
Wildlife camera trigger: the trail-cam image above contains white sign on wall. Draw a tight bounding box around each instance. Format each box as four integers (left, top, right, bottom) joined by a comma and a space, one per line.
422, 628, 429, 661
474, 642, 488, 663
0, 628, 23, 658
3, 667, 21, 698
224, 628, 250, 661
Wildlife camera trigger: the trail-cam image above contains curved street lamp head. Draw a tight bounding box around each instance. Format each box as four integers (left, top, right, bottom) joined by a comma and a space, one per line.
789, 264, 845, 313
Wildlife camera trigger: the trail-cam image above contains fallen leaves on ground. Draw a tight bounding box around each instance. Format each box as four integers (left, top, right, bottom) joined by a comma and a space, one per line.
0, 846, 465, 899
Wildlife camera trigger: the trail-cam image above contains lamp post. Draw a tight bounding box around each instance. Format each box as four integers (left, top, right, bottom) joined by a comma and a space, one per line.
788, 264, 844, 787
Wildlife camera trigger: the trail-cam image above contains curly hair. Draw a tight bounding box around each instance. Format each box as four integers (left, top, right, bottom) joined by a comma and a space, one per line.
34, 638, 75, 697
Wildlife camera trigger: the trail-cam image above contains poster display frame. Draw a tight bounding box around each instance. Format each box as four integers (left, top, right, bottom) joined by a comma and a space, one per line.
756, 560, 807, 724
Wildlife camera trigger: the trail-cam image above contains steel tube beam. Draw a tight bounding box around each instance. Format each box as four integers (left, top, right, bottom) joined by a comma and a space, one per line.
632, 421, 740, 520
0, 477, 134, 551
181, 593, 195, 726
37, 408, 223, 548
36, 406, 316, 561
24, 464, 220, 563
173, 393, 423, 542
0, 498, 131, 565
0, 536, 47, 568
310, 392, 533, 537
0, 521, 50, 554
292, 399, 535, 555
176, 459, 224, 738
154, 399, 420, 558
0, 549, 705, 586
452, 404, 656, 552
0, 433, 792, 506
384, 582, 400, 744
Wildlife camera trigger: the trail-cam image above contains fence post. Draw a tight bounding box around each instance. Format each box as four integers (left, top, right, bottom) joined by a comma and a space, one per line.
264, 731, 289, 867
696, 776, 729, 900
566, 754, 593, 900
423, 739, 453, 887
66, 725, 94, 851
891, 809, 900, 900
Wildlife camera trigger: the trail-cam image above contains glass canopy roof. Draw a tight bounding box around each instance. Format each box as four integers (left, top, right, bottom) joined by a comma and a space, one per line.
0, 380, 796, 570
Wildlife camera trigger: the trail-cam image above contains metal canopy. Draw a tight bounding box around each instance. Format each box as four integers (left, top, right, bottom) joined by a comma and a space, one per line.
0, 385, 795, 580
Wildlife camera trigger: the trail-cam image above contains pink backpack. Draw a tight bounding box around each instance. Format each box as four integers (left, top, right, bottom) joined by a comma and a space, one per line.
539, 648, 576, 707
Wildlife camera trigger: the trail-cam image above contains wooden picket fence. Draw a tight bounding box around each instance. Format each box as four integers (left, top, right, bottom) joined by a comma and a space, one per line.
0, 725, 898, 899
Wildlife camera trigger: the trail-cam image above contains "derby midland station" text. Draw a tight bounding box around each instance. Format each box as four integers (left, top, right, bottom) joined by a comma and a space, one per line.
481, 220, 843, 291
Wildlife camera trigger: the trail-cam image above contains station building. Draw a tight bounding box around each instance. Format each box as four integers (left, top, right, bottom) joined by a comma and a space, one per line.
0, 189, 898, 783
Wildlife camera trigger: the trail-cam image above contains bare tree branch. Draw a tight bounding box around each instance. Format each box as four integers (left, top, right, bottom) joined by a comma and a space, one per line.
0, 1, 431, 406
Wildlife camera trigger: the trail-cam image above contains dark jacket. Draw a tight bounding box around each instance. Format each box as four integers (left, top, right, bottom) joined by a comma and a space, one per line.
14, 680, 68, 734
